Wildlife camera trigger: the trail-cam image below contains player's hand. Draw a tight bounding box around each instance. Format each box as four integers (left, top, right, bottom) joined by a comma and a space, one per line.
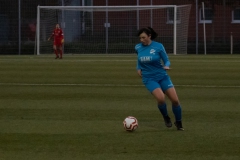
61, 39, 64, 43
137, 70, 142, 77
48, 38, 50, 41
164, 66, 171, 70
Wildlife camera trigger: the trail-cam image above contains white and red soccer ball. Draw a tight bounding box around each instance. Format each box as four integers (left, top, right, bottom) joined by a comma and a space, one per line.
123, 116, 138, 132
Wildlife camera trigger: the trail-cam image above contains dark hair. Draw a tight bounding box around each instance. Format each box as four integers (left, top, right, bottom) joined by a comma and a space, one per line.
137, 27, 158, 40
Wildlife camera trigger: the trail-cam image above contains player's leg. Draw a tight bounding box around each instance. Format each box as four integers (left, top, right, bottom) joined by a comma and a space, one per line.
165, 87, 181, 121
165, 88, 184, 130
152, 88, 167, 115
145, 81, 172, 127
152, 88, 172, 128
162, 76, 184, 130
58, 46, 63, 59
53, 45, 59, 59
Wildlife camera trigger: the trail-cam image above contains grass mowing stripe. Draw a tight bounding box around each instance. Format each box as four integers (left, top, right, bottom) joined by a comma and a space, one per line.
1, 82, 240, 88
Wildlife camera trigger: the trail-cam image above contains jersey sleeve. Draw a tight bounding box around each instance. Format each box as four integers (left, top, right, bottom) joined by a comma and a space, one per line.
135, 44, 141, 70
136, 57, 141, 70
50, 30, 54, 38
159, 44, 170, 67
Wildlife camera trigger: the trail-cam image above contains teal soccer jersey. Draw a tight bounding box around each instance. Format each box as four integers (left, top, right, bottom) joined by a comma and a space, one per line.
135, 41, 173, 92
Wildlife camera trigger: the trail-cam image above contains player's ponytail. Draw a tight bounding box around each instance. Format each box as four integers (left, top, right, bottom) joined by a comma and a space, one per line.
137, 27, 158, 40
147, 27, 158, 40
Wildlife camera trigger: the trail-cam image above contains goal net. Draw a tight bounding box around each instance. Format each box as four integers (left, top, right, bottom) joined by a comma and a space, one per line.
36, 5, 191, 55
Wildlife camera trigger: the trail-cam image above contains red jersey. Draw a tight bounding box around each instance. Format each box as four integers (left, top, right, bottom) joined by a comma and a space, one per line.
51, 28, 64, 46
51, 28, 63, 41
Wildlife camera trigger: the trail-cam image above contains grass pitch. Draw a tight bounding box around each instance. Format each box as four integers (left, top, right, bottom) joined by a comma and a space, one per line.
0, 54, 240, 160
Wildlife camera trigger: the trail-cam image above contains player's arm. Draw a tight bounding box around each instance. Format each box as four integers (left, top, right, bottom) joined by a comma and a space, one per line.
135, 51, 142, 77
61, 29, 64, 43
135, 46, 142, 77
137, 61, 142, 77
159, 44, 171, 70
48, 31, 54, 41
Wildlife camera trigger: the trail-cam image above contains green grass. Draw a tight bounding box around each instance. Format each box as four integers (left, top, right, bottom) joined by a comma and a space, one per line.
0, 54, 240, 160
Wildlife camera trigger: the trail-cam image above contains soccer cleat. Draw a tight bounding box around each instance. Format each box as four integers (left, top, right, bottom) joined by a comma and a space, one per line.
59, 57, 62, 59
174, 121, 184, 131
55, 56, 59, 59
163, 116, 172, 128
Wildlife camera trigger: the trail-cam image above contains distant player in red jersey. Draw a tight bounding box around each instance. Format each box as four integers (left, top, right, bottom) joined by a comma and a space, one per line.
48, 24, 64, 59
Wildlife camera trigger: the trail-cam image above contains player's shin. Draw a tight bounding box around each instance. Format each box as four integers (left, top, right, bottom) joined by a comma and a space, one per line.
54, 49, 58, 58
158, 103, 172, 127
158, 103, 168, 117
59, 50, 62, 58
172, 105, 182, 121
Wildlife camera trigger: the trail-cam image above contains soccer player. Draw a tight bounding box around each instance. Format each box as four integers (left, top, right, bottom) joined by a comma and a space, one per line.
48, 24, 64, 59
135, 27, 184, 131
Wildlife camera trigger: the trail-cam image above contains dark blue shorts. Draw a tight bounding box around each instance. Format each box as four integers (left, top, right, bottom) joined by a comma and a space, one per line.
143, 75, 174, 93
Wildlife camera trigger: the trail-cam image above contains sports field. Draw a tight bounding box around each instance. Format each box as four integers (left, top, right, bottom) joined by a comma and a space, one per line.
0, 54, 240, 160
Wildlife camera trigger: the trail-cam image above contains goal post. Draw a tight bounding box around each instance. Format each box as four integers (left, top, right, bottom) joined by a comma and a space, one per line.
36, 5, 191, 55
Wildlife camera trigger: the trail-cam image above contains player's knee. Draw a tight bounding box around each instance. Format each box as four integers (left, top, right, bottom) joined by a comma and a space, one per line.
172, 100, 180, 107
157, 99, 165, 105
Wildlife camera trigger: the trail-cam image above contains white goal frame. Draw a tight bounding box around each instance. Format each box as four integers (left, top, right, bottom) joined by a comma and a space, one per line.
36, 5, 191, 55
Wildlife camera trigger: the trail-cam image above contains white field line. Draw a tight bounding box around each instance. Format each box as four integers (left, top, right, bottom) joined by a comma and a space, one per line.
0, 83, 240, 88
0, 59, 136, 62
0, 58, 240, 63
1, 54, 240, 58
0, 54, 137, 57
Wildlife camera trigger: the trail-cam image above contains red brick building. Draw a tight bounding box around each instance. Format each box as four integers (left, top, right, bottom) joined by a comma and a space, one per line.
91, 0, 240, 53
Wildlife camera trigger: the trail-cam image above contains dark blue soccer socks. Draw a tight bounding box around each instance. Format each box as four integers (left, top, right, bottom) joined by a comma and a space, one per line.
172, 105, 182, 121
158, 104, 183, 129
158, 103, 168, 117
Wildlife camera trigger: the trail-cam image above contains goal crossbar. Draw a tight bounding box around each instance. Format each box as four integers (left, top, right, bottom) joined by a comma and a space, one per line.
37, 5, 189, 12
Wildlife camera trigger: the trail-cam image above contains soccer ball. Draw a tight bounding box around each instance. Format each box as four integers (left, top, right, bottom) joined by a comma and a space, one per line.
123, 116, 138, 132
